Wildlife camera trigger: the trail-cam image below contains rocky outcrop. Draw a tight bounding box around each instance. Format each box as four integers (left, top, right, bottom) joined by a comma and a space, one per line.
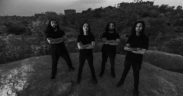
145, 50, 183, 73
1, 53, 183, 96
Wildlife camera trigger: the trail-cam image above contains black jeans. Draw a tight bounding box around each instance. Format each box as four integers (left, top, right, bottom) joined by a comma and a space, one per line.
77, 50, 97, 82
100, 49, 116, 76
51, 45, 73, 77
118, 60, 142, 90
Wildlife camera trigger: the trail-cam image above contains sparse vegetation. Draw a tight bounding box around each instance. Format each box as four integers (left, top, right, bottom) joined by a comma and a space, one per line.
0, 1, 183, 64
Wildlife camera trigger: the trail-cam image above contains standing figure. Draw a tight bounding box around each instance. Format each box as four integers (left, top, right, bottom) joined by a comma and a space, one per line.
77, 22, 98, 84
116, 21, 149, 96
45, 19, 75, 79
99, 22, 120, 78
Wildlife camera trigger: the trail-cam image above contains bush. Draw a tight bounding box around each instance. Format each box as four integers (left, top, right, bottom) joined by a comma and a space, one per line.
162, 38, 183, 55
0, 35, 50, 64
5, 22, 27, 35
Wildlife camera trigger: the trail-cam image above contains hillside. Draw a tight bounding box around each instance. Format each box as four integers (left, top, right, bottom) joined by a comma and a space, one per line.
1, 53, 183, 96
1, 1, 183, 64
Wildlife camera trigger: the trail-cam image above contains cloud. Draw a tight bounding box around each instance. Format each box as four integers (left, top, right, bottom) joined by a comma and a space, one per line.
66, 0, 105, 12
0, 0, 105, 16
74, 0, 104, 4
0, 0, 182, 16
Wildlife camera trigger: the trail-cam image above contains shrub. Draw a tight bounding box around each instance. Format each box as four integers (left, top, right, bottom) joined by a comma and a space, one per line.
5, 22, 26, 35
0, 35, 50, 64
162, 38, 183, 55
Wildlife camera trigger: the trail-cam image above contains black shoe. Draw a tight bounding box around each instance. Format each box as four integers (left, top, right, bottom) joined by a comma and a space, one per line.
99, 72, 104, 77
133, 89, 139, 96
77, 81, 80, 84
92, 79, 98, 84
72, 67, 75, 70
51, 76, 55, 79
69, 67, 75, 72
77, 79, 81, 84
111, 72, 116, 78
116, 81, 123, 87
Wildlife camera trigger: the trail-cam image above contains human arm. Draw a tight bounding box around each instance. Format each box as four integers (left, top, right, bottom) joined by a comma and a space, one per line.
124, 43, 137, 52
131, 36, 149, 55
77, 42, 84, 49
45, 29, 66, 44
85, 41, 95, 49
46, 36, 66, 44
103, 33, 120, 45
107, 39, 120, 46
131, 48, 147, 54
77, 42, 94, 49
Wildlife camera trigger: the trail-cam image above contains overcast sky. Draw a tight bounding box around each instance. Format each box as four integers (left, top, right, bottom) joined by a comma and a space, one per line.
0, 0, 183, 16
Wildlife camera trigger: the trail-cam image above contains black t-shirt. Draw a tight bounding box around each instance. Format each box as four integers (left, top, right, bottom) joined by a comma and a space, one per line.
102, 32, 120, 41
125, 35, 149, 63
45, 28, 65, 46
77, 34, 95, 52
101, 32, 120, 52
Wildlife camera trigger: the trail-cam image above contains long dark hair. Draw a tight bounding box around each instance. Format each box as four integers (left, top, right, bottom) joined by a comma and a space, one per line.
45, 19, 62, 33
105, 22, 117, 34
79, 22, 92, 35
130, 21, 146, 37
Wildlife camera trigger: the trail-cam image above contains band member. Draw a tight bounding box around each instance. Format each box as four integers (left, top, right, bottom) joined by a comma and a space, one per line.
116, 21, 149, 96
99, 22, 120, 78
45, 19, 75, 79
77, 22, 98, 84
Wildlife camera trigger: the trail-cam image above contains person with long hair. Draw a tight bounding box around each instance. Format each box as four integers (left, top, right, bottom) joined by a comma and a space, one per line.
45, 19, 75, 79
99, 22, 120, 78
77, 22, 98, 84
116, 21, 149, 96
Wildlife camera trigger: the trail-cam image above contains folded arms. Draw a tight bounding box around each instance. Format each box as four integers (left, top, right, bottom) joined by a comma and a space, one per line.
77, 41, 95, 50
124, 43, 147, 55
47, 36, 66, 44
102, 38, 120, 46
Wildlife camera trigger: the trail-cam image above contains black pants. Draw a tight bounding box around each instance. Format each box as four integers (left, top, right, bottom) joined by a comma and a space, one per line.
51, 46, 73, 77
77, 51, 97, 82
118, 60, 142, 90
100, 50, 116, 76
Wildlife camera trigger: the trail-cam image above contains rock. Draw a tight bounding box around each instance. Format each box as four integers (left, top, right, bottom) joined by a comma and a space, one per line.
0, 53, 183, 96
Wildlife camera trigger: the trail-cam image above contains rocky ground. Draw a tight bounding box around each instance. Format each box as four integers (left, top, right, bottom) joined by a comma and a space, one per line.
1, 52, 183, 96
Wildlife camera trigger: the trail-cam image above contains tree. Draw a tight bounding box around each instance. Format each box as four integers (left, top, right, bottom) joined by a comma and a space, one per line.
4, 22, 26, 35
176, 6, 182, 11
